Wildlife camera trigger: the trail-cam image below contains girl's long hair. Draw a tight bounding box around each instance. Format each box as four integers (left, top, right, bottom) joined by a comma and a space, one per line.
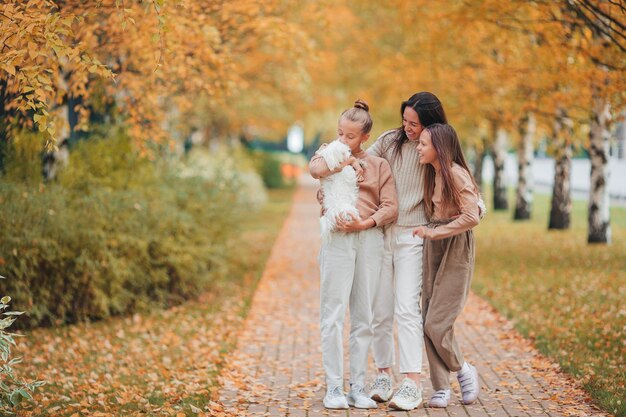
390, 92, 448, 163
422, 123, 478, 220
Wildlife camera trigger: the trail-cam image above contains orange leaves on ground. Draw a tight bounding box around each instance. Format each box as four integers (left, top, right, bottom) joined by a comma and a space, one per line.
13, 293, 246, 416
10, 188, 294, 417
473, 203, 626, 415
461, 293, 612, 417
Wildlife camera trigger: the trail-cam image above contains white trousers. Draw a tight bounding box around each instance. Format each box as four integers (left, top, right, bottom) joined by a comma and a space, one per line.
371, 224, 424, 373
319, 227, 384, 388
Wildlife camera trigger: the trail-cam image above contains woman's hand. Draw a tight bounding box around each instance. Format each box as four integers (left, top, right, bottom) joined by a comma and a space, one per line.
335, 213, 373, 232
412, 226, 428, 238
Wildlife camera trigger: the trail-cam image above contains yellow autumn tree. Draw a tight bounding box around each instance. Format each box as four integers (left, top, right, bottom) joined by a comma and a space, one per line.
1, 0, 328, 155
0, 0, 112, 145
446, 0, 625, 236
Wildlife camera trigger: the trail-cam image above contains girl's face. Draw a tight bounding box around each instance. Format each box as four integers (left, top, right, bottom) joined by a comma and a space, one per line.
338, 119, 369, 153
402, 106, 423, 142
417, 129, 439, 168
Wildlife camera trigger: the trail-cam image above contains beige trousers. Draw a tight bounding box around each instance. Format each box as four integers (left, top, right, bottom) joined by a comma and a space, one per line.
422, 228, 475, 390
371, 224, 424, 373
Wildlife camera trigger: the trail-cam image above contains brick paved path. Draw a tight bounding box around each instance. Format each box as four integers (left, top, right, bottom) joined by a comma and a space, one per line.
218, 180, 608, 417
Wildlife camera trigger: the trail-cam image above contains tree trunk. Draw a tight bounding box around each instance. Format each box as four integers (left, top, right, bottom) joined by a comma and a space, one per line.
67, 94, 82, 146
473, 136, 487, 191
513, 113, 536, 220
491, 122, 509, 210
473, 148, 484, 190
587, 93, 611, 243
0, 78, 9, 172
549, 109, 572, 230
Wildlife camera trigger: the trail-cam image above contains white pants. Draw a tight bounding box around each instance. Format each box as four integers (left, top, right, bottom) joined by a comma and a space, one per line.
371, 224, 424, 373
319, 227, 384, 388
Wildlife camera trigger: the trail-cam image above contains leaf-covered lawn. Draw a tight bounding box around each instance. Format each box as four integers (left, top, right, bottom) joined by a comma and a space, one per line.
12, 188, 295, 417
474, 192, 626, 417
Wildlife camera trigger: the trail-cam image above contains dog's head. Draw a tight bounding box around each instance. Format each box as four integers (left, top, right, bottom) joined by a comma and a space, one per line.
319, 139, 352, 170
335, 139, 352, 160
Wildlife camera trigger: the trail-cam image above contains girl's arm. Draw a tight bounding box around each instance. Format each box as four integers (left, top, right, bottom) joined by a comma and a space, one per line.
335, 160, 398, 232
309, 144, 358, 179
335, 214, 375, 232
370, 160, 398, 227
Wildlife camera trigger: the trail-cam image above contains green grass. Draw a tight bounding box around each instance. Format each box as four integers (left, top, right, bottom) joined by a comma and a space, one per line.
13, 188, 295, 417
474, 190, 626, 416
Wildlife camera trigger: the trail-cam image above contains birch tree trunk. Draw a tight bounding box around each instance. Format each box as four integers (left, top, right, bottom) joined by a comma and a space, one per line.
43, 72, 72, 181
549, 109, 573, 230
491, 121, 509, 210
473, 137, 487, 191
67, 94, 82, 145
587, 92, 611, 243
514, 113, 536, 220
0, 79, 10, 171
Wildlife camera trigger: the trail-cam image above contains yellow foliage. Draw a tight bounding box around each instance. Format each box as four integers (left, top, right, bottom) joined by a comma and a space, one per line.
0, 0, 624, 151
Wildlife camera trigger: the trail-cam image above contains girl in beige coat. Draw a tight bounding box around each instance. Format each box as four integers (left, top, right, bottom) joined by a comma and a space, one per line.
310, 100, 398, 410
412, 123, 481, 407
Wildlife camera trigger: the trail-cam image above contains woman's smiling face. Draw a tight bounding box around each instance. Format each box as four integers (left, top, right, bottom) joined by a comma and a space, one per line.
417, 129, 438, 167
402, 106, 423, 142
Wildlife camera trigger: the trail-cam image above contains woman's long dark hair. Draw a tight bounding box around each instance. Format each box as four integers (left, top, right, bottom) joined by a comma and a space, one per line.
422, 123, 478, 219
391, 92, 448, 163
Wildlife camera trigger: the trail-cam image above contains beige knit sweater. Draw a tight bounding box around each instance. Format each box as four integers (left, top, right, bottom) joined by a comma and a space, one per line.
367, 129, 428, 226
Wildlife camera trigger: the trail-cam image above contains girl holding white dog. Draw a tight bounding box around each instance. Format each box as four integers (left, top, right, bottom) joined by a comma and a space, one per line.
309, 99, 398, 410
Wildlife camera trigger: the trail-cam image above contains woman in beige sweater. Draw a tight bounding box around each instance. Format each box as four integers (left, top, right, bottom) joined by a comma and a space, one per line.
367, 92, 448, 411
309, 100, 398, 410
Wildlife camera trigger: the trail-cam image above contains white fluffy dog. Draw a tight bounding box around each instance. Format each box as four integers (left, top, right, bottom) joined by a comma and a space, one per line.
317, 139, 361, 244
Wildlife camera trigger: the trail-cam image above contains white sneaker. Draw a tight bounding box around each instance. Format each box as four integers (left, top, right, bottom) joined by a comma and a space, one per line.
457, 362, 480, 404
347, 384, 378, 409
323, 385, 348, 409
388, 378, 423, 411
428, 389, 451, 408
369, 372, 393, 402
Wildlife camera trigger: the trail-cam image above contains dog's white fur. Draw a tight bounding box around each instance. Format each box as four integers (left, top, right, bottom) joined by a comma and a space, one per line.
317, 140, 361, 244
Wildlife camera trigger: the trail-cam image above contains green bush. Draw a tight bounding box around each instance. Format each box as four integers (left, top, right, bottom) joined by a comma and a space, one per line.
1, 132, 43, 185
0, 294, 45, 414
0, 133, 266, 328
253, 151, 287, 188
